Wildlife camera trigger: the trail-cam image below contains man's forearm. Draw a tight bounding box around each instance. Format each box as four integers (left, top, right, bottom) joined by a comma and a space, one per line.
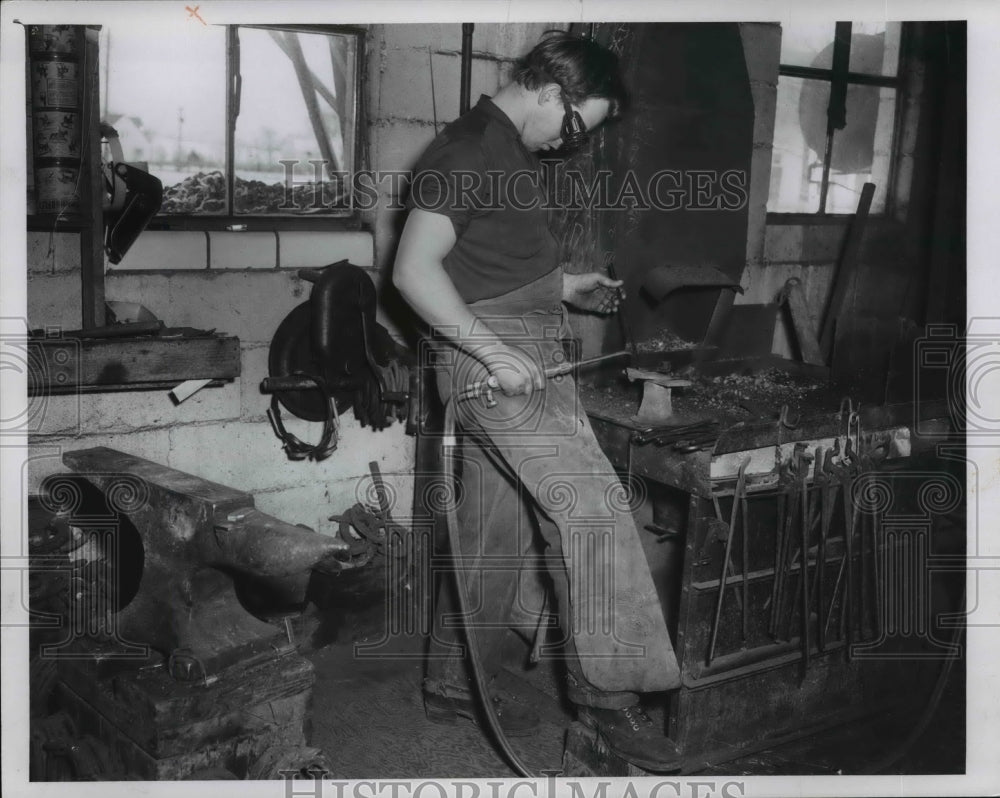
392, 208, 542, 394
394, 258, 507, 363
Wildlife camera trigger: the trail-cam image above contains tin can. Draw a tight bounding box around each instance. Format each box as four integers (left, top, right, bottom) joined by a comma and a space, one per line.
32, 111, 81, 159
28, 25, 83, 56
30, 58, 79, 109
34, 159, 81, 215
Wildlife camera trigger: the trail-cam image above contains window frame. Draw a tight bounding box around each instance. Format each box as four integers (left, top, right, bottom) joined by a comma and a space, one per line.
766, 21, 909, 224
139, 23, 367, 233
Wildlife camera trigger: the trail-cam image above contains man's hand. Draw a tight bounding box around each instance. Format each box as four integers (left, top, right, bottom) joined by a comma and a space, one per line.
562, 271, 624, 314
480, 345, 545, 397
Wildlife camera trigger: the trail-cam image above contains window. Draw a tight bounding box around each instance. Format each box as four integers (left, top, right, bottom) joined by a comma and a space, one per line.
768, 22, 903, 215
98, 24, 362, 223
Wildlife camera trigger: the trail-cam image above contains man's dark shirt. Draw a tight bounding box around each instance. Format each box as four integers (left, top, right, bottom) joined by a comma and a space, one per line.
406, 95, 560, 303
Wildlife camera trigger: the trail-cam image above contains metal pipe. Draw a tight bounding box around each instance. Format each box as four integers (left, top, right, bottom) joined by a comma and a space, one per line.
460, 24, 474, 116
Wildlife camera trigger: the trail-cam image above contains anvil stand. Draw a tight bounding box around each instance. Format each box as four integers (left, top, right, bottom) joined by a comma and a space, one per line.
42, 447, 349, 779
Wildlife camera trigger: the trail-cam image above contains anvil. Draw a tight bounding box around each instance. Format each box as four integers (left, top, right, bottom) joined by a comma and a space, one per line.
61, 447, 351, 679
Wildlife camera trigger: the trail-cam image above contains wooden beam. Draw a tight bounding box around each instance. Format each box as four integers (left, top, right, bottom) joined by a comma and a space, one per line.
28, 336, 241, 395
819, 182, 875, 360
80, 26, 106, 329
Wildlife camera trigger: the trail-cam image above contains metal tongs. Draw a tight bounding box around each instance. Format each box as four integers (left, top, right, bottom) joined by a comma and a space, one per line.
631, 419, 720, 449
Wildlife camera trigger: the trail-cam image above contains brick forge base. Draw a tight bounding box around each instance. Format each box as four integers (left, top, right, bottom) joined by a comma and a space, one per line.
52, 641, 320, 780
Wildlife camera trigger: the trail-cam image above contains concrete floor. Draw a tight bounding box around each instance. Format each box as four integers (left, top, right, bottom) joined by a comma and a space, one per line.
298, 596, 965, 779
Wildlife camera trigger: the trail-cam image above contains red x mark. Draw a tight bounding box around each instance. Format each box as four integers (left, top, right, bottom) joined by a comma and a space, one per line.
185, 5, 206, 25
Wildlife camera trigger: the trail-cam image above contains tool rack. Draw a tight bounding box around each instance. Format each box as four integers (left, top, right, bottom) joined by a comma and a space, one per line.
582, 386, 961, 766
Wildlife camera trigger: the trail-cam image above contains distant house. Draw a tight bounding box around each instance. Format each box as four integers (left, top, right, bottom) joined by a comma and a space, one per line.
103, 112, 153, 164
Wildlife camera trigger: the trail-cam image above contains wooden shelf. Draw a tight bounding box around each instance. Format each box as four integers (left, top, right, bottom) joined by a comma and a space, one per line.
27, 335, 241, 395
27, 214, 89, 233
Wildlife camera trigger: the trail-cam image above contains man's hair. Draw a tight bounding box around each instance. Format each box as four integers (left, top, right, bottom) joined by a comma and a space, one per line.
511, 30, 629, 119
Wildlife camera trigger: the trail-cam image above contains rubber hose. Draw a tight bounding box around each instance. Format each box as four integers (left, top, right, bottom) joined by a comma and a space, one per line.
442, 396, 539, 778
859, 583, 966, 774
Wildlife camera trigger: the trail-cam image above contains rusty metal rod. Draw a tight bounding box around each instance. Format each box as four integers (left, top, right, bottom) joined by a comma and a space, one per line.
710, 493, 744, 613
816, 481, 834, 652
261, 375, 360, 393
741, 491, 750, 641
842, 475, 858, 660
707, 458, 750, 665
773, 476, 799, 640
768, 491, 787, 636
799, 464, 811, 670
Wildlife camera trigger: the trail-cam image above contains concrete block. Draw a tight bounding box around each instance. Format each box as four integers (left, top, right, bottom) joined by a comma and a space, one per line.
113, 231, 207, 271
31, 380, 240, 437
763, 225, 804, 265
380, 47, 444, 123
27, 232, 79, 275
317, 470, 417, 529
239, 344, 272, 422
25, 429, 171, 496
372, 121, 436, 176
740, 23, 781, 85
474, 23, 558, 61
253, 483, 341, 533
380, 23, 459, 54
166, 421, 294, 493
208, 231, 278, 270
165, 414, 414, 496
430, 53, 501, 124
104, 272, 174, 322
378, 43, 500, 128
800, 224, 848, 263
110, 271, 306, 344
744, 202, 767, 266
750, 84, 777, 143
277, 231, 374, 269
27, 274, 82, 332
253, 471, 416, 538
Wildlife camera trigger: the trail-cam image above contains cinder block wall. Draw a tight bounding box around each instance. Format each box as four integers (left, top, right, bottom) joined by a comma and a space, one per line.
25, 22, 558, 535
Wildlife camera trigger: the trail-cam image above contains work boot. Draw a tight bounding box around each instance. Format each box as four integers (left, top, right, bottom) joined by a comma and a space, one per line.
423, 684, 540, 737
577, 704, 683, 772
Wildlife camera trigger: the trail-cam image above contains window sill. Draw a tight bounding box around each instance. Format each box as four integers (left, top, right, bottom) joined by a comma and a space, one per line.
766, 213, 859, 225
146, 215, 365, 233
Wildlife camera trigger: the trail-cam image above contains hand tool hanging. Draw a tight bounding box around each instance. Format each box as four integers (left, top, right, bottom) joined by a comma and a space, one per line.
707, 456, 751, 665
812, 447, 836, 653
823, 399, 862, 658
771, 443, 806, 641
796, 445, 815, 674
264, 260, 414, 460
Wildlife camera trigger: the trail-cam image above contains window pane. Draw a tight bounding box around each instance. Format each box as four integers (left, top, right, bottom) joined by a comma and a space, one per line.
767, 77, 830, 213
849, 22, 901, 77
234, 28, 357, 215
826, 86, 896, 213
98, 24, 227, 214
779, 22, 836, 70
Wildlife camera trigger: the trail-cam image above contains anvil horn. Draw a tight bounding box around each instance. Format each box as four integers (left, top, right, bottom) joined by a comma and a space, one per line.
209, 506, 349, 577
